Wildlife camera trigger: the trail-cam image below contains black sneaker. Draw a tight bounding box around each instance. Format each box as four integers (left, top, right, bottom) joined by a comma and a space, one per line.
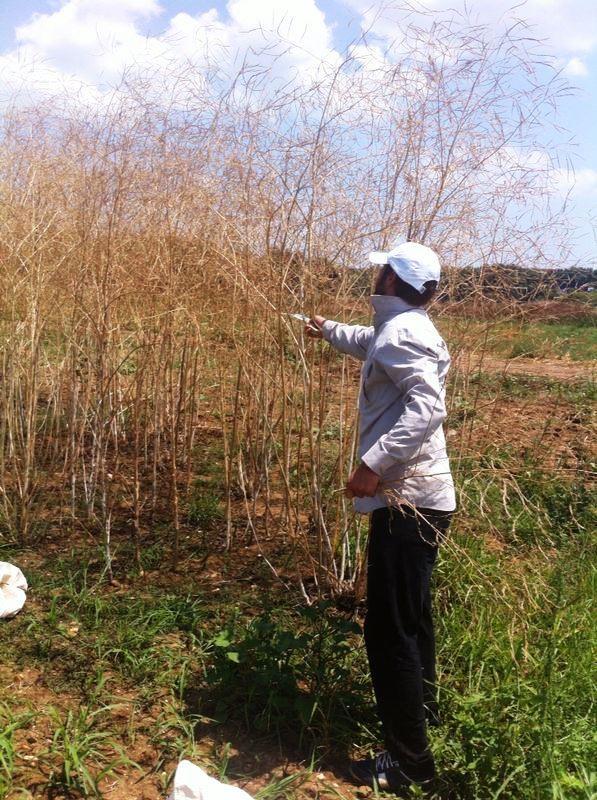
349, 751, 417, 793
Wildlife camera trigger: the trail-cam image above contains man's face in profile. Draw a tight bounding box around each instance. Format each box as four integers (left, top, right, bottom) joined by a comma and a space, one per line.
374, 265, 395, 295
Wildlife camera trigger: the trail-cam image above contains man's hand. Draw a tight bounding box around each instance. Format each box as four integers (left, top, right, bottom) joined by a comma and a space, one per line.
305, 315, 325, 338
346, 462, 380, 498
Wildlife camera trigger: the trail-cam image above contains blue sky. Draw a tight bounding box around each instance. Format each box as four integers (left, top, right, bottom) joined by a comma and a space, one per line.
0, 0, 595, 265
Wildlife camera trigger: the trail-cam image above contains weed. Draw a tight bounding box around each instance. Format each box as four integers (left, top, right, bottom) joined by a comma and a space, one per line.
139, 541, 167, 572
187, 492, 223, 529
254, 769, 309, 799
0, 705, 33, 798
459, 450, 595, 547
205, 603, 371, 751
504, 321, 596, 361
150, 701, 204, 773
432, 523, 596, 799
41, 705, 134, 797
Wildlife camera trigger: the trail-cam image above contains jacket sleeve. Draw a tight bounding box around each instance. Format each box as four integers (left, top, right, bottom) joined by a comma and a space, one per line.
321, 320, 374, 361
361, 337, 447, 475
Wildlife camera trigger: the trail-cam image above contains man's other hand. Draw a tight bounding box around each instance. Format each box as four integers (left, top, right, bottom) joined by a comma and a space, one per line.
305, 315, 325, 338
346, 463, 380, 498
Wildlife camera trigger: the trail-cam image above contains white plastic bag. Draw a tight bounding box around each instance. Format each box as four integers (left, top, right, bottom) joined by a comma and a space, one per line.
168, 760, 253, 800
0, 562, 28, 619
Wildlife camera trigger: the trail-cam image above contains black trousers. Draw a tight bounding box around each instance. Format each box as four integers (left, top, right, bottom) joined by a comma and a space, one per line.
364, 505, 452, 783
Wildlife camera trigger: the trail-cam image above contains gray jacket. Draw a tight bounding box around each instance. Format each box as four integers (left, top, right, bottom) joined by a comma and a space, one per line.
322, 295, 456, 514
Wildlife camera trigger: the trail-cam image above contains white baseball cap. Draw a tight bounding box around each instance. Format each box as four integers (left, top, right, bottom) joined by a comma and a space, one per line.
368, 241, 441, 293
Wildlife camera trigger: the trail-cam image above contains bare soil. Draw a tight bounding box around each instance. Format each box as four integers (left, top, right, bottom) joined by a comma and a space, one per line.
456, 352, 595, 381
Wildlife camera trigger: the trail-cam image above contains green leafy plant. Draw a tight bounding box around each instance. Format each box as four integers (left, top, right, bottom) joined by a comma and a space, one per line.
205, 603, 370, 750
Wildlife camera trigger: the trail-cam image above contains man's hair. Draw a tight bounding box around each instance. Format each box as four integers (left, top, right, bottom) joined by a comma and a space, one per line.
381, 265, 438, 307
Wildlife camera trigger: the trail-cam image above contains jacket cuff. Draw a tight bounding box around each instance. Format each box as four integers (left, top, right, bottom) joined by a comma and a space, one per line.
362, 442, 397, 476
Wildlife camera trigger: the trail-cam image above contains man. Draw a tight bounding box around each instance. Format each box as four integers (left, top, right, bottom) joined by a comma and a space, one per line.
307, 241, 456, 795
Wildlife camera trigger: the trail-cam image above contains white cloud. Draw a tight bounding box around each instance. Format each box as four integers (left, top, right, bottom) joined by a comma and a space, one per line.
0, 0, 340, 105
488, 147, 597, 200
2, 2, 596, 201
564, 57, 588, 77
341, 0, 597, 65
161, 0, 338, 78
14, 0, 163, 84
4, 0, 596, 105
555, 167, 597, 197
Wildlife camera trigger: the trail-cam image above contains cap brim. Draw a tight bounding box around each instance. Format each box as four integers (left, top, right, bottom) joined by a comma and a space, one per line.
368, 251, 389, 265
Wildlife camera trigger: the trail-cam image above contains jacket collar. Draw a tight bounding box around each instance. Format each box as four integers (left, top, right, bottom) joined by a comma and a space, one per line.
370, 294, 423, 328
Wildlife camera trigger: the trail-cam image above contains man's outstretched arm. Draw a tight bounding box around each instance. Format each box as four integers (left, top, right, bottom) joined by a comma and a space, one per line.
306, 315, 374, 361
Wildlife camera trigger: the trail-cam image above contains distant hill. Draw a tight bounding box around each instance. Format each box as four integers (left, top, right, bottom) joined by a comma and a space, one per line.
442, 265, 596, 302
268, 250, 596, 305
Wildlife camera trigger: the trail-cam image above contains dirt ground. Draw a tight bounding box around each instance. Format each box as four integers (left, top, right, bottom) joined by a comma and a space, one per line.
455, 351, 595, 381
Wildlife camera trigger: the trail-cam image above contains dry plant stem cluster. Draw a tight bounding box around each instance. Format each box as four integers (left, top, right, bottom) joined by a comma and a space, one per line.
0, 10, 585, 593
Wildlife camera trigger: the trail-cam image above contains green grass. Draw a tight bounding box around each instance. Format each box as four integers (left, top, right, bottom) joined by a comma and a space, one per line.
462, 372, 596, 403
187, 491, 223, 529
434, 526, 596, 800
502, 321, 597, 361
0, 705, 33, 797
456, 452, 595, 548
440, 316, 597, 362
42, 705, 134, 797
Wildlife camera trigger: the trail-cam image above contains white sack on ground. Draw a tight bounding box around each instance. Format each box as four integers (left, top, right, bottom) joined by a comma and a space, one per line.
0, 562, 28, 619
168, 760, 254, 800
